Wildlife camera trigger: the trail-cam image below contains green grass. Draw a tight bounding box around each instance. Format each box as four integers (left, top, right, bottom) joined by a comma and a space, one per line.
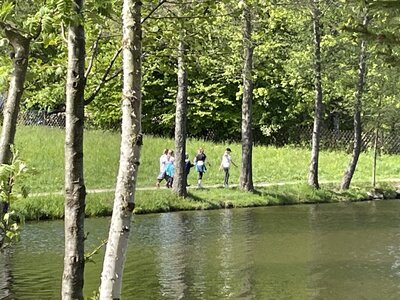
10, 125, 400, 220
14, 126, 400, 193
13, 182, 398, 221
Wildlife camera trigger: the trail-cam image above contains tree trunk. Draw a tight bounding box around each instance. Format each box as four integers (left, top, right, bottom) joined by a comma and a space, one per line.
240, 3, 254, 192
99, 1, 142, 299
0, 28, 30, 165
340, 13, 369, 190
61, 0, 86, 299
371, 98, 382, 189
308, 0, 323, 189
173, 36, 188, 198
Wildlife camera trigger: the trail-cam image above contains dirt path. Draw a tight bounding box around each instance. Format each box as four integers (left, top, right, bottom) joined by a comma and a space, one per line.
30, 178, 400, 197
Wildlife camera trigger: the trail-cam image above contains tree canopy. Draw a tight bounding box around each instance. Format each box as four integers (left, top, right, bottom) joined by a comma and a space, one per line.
0, 0, 398, 143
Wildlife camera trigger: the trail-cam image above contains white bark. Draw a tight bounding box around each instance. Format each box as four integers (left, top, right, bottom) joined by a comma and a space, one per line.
61, 0, 86, 299
99, 0, 142, 299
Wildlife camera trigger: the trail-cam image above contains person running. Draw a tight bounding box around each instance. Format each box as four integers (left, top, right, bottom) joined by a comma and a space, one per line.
164, 149, 175, 188
219, 147, 237, 188
194, 147, 208, 188
156, 149, 169, 188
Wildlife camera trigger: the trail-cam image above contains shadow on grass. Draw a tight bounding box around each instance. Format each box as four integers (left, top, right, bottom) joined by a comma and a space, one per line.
187, 191, 230, 209
239, 188, 297, 205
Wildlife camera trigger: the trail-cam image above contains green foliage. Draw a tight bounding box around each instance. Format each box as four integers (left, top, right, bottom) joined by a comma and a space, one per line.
0, 147, 31, 249
0, 210, 23, 249
1, 0, 399, 141
0, 1, 14, 22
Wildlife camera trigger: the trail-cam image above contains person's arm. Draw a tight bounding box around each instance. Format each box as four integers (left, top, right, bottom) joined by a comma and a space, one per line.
231, 156, 238, 167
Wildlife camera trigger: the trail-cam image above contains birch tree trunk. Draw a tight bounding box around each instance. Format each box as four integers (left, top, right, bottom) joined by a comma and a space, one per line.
173, 35, 188, 198
99, 1, 142, 298
61, 1, 86, 299
341, 13, 369, 190
0, 26, 30, 165
308, 0, 323, 189
240, 3, 254, 192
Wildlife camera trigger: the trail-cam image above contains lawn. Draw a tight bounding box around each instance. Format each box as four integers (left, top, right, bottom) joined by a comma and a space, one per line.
10, 125, 400, 221
15, 125, 400, 193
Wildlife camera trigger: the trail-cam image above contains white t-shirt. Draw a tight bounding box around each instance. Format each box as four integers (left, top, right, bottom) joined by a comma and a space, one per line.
159, 154, 168, 172
221, 154, 231, 168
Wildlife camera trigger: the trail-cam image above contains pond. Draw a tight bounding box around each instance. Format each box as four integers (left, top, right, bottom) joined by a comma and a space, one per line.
1, 200, 400, 299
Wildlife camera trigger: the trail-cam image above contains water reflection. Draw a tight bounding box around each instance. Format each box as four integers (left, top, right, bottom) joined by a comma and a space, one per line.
3, 200, 400, 299
308, 201, 400, 299
218, 209, 234, 298
0, 250, 13, 300
157, 213, 187, 299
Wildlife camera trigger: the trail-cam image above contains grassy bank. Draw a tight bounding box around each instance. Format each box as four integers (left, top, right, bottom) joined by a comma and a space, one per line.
11, 125, 400, 220
14, 182, 399, 221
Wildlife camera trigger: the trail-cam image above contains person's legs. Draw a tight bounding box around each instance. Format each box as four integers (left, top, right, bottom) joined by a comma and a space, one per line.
156, 172, 165, 188
197, 171, 203, 188
165, 175, 170, 187
224, 167, 229, 187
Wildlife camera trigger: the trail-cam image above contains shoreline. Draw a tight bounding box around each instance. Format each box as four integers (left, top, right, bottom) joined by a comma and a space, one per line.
14, 180, 400, 221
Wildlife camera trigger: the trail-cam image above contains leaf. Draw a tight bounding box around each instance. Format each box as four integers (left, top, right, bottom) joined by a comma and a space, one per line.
0, 1, 14, 22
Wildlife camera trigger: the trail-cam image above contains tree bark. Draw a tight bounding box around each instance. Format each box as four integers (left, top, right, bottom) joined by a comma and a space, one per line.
99, 1, 142, 299
308, 0, 323, 189
0, 26, 30, 165
240, 3, 254, 192
61, 0, 86, 299
341, 13, 369, 190
172, 35, 188, 198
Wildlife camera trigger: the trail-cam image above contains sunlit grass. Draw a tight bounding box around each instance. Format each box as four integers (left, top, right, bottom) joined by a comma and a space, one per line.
10, 125, 400, 220
14, 125, 400, 194
13, 182, 398, 221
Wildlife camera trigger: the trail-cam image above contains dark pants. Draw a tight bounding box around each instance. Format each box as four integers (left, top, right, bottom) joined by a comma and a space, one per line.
165, 176, 173, 188
223, 167, 229, 186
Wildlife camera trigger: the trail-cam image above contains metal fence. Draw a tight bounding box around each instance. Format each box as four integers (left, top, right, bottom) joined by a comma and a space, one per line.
17, 110, 66, 128
286, 126, 400, 154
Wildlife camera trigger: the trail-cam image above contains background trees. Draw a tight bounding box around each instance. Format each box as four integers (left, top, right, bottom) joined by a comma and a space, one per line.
1, 1, 398, 148
0, 0, 399, 297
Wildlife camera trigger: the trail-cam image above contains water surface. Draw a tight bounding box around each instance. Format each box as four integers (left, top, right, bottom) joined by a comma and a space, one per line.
1, 200, 400, 299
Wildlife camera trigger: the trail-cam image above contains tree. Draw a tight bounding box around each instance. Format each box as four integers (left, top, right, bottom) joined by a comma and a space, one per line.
0, 1, 38, 164
308, 0, 323, 189
99, 0, 142, 298
61, 0, 87, 298
172, 32, 189, 197
240, 1, 254, 192
341, 9, 369, 190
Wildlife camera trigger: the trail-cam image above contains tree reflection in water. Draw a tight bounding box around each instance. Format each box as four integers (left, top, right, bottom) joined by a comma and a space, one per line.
0, 249, 14, 300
